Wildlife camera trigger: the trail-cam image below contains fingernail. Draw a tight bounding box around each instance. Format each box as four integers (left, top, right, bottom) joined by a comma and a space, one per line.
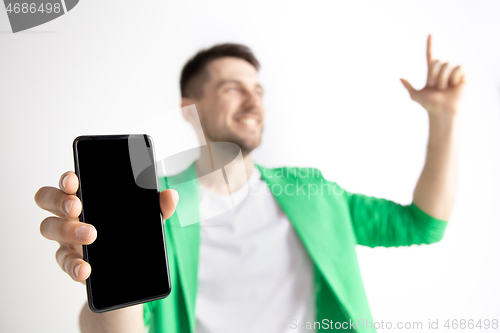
61, 174, 69, 189
64, 199, 74, 215
74, 264, 81, 278
76, 225, 91, 240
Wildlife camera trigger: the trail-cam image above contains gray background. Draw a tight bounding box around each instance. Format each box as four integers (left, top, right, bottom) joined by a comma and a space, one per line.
1, 1, 499, 332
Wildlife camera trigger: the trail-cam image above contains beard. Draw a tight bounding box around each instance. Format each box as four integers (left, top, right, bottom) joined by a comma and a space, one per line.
203, 122, 263, 157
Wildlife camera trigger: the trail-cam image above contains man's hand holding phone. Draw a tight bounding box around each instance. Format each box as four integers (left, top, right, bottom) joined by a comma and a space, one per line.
35, 171, 179, 283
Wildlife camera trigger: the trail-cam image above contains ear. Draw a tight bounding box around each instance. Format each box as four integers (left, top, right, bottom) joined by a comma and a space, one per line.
181, 97, 194, 108
181, 97, 196, 122
180, 98, 206, 142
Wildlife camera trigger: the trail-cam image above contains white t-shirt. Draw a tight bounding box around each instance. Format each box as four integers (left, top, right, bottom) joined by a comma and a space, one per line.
194, 167, 316, 333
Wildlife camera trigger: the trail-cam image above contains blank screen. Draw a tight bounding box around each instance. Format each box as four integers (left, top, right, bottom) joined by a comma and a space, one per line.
74, 135, 170, 311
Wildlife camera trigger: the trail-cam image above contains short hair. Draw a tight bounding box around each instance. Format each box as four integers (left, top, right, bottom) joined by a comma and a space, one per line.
180, 43, 260, 99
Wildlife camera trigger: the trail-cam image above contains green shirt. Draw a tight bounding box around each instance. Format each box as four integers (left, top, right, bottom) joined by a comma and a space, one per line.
144, 163, 448, 333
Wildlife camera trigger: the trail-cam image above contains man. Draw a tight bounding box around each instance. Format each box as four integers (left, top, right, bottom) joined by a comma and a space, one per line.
35, 35, 464, 333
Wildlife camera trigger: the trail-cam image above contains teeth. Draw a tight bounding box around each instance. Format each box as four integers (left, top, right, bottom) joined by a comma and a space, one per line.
240, 118, 257, 125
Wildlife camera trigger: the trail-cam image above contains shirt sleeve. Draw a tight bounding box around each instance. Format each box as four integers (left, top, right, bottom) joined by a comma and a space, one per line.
347, 191, 448, 248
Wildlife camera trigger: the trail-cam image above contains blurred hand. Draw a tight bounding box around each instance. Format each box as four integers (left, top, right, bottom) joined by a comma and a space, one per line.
35, 172, 179, 283
400, 34, 466, 116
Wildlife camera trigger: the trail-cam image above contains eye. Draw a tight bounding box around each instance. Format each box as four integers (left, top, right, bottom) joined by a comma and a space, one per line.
227, 86, 238, 92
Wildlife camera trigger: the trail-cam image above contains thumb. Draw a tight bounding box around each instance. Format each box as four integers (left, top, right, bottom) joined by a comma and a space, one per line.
159, 189, 179, 220
400, 78, 416, 98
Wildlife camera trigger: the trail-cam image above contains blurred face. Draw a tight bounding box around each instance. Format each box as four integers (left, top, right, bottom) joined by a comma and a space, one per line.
189, 57, 265, 156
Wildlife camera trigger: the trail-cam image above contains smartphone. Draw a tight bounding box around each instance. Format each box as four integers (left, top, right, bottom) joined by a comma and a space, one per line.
73, 134, 171, 312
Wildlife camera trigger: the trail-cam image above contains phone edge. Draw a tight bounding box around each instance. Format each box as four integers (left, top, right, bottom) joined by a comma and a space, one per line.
72, 134, 173, 313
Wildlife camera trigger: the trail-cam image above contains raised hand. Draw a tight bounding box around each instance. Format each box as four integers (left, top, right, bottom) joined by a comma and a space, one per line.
400, 34, 466, 116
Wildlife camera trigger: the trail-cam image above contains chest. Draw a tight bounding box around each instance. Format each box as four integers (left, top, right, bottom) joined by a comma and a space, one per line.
197, 182, 309, 284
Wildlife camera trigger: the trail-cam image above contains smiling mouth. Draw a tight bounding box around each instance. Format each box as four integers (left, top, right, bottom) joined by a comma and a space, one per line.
238, 118, 258, 126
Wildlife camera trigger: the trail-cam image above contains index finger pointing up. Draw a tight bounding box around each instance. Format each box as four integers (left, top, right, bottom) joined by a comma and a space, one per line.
427, 34, 433, 65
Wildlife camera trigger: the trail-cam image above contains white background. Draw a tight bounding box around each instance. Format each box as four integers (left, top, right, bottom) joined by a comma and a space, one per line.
1, 1, 499, 332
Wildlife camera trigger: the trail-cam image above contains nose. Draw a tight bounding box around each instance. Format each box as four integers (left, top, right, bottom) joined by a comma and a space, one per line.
242, 90, 260, 109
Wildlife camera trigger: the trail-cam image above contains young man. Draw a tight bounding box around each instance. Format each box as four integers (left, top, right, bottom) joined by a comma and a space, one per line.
35, 35, 464, 333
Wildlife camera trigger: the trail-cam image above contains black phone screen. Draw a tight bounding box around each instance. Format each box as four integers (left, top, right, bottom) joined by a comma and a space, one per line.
73, 135, 171, 312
